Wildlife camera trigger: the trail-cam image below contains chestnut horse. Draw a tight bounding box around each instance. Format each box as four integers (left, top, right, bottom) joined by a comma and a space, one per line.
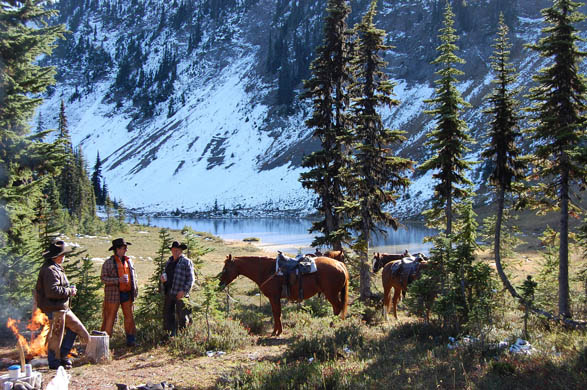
218, 255, 349, 336
382, 259, 428, 320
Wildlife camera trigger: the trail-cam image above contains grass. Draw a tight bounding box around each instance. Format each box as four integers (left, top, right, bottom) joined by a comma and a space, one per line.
58, 222, 586, 389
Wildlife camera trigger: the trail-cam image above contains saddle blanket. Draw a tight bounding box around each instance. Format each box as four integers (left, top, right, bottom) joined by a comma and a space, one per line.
275, 252, 318, 275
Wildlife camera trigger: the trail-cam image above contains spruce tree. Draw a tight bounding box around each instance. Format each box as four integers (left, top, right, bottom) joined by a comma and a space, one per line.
65, 253, 102, 329
299, 0, 354, 251
345, 0, 413, 299
419, 1, 473, 236
136, 228, 172, 341
482, 14, 526, 301
526, 0, 586, 319
91, 152, 104, 205
58, 100, 77, 215
0, 0, 65, 324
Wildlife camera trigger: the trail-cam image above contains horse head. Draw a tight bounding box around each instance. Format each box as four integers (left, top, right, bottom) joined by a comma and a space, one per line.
218, 254, 239, 289
373, 252, 383, 273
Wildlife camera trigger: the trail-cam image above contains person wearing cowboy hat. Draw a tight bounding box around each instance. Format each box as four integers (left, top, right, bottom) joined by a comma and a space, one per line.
161, 241, 195, 336
35, 240, 90, 369
100, 238, 139, 346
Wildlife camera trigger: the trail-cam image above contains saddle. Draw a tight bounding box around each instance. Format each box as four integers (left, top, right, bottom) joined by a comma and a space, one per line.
276, 251, 317, 301
391, 256, 422, 293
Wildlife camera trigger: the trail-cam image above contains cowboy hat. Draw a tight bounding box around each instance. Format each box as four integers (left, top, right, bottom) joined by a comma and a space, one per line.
109, 238, 132, 251
43, 240, 72, 259
169, 241, 188, 250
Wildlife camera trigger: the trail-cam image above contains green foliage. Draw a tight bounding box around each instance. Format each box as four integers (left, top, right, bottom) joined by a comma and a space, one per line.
534, 227, 559, 311
65, 253, 103, 330
526, 0, 587, 318
135, 228, 172, 342
419, 1, 474, 235
234, 310, 269, 335
0, 0, 66, 327
299, 0, 354, 250
167, 316, 251, 357
343, 1, 413, 299
285, 319, 365, 362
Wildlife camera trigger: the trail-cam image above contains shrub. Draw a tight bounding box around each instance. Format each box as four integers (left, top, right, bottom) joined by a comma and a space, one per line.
168, 316, 251, 356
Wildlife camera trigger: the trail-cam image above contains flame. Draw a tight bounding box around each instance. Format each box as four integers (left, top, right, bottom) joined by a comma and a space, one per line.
6, 309, 50, 357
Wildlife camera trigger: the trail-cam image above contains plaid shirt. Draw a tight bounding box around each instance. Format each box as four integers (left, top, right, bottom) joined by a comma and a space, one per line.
101, 255, 139, 303
165, 255, 195, 296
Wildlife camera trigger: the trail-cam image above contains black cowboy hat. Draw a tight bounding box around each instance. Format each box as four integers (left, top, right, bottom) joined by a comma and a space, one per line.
169, 241, 188, 250
109, 238, 132, 251
43, 240, 72, 259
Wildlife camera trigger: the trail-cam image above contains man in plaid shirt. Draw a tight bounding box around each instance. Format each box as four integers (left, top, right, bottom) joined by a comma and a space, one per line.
161, 241, 195, 336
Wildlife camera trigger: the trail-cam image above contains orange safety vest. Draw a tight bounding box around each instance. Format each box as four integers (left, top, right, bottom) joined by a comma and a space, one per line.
115, 256, 132, 292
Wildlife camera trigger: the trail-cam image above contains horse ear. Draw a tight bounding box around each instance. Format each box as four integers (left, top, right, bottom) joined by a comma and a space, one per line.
226, 254, 233, 262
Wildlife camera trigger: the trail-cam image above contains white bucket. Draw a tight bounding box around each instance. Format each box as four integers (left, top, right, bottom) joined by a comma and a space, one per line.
7, 364, 20, 379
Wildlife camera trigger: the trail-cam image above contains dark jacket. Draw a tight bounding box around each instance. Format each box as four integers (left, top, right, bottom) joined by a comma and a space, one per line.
35, 260, 72, 313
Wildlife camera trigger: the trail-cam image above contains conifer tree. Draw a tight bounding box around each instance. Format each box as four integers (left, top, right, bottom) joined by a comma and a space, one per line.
419, 1, 473, 236
345, 0, 413, 299
136, 228, 172, 340
0, 0, 65, 323
482, 14, 526, 301
91, 152, 104, 205
58, 100, 77, 214
65, 253, 102, 329
527, 0, 586, 319
299, 0, 354, 251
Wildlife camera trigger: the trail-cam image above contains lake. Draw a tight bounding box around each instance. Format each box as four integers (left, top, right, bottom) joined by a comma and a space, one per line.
136, 217, 435, 255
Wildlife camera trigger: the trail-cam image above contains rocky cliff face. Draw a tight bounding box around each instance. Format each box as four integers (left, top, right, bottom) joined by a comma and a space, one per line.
36, 0, 583, 215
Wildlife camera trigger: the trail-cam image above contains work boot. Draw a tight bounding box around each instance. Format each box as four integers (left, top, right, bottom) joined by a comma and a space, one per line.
126, 334, 137, 347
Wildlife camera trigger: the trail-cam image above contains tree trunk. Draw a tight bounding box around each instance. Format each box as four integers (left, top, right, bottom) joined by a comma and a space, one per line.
494, 186, 521, 300
359, 229, 372, 301
559, 163, 571, 318
446, 193, 452, 236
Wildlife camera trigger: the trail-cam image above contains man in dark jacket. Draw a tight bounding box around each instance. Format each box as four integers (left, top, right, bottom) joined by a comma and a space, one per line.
100, 238, 139, 346
161, 241, 195, 336
36, 240, 89, 369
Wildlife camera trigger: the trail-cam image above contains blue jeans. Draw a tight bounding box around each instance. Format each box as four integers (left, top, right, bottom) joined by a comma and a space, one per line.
46, 312, 77, 367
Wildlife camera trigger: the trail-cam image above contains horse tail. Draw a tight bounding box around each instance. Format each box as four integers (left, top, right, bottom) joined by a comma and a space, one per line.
339, 268, 349, 319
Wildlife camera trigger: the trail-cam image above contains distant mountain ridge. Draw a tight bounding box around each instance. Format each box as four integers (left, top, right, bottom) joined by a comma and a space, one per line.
36, 0, 584, 216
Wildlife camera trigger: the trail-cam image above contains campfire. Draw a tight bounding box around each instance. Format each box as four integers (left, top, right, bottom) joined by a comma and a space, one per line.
6, 309, 50, 359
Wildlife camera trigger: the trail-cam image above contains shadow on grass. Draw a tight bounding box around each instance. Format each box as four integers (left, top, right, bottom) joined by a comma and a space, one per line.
216, 320, 587, 389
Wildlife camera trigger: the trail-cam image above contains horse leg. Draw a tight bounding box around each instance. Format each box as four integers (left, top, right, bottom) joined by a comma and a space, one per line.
392, 287, 402, 320
269, 298, 282, 337
383, 280, 393, 321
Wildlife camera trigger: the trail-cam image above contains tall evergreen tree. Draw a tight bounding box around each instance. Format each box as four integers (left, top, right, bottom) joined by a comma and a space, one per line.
0, 0, 65, 324
482, 14, 526, 301
58, 100, 77, 214
299, 0, 354, 251
419, 1, 473, 236
345, 1, 413, 299
91, 152, 104, 205
526, 0, 586, 319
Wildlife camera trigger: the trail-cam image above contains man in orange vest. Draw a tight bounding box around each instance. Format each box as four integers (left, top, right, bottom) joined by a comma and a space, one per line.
100, 238, 139, 346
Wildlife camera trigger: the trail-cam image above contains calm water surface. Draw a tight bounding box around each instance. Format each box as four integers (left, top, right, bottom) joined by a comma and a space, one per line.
138, 217, 435, 255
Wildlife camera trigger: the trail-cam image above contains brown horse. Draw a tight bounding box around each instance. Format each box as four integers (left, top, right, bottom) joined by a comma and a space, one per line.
218, 255, 349, 336
373, 251, 429, 273
323, 250, 345, 262
382, 259, 428, 320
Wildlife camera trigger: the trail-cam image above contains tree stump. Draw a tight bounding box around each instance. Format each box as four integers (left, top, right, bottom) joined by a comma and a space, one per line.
86, 335, 111, 363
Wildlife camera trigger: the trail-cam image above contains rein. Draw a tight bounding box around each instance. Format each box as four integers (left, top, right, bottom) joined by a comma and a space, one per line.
259, 273, 277, 290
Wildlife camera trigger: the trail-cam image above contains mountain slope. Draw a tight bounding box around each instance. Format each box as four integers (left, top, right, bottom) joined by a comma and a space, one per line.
36, 0, 584, 215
